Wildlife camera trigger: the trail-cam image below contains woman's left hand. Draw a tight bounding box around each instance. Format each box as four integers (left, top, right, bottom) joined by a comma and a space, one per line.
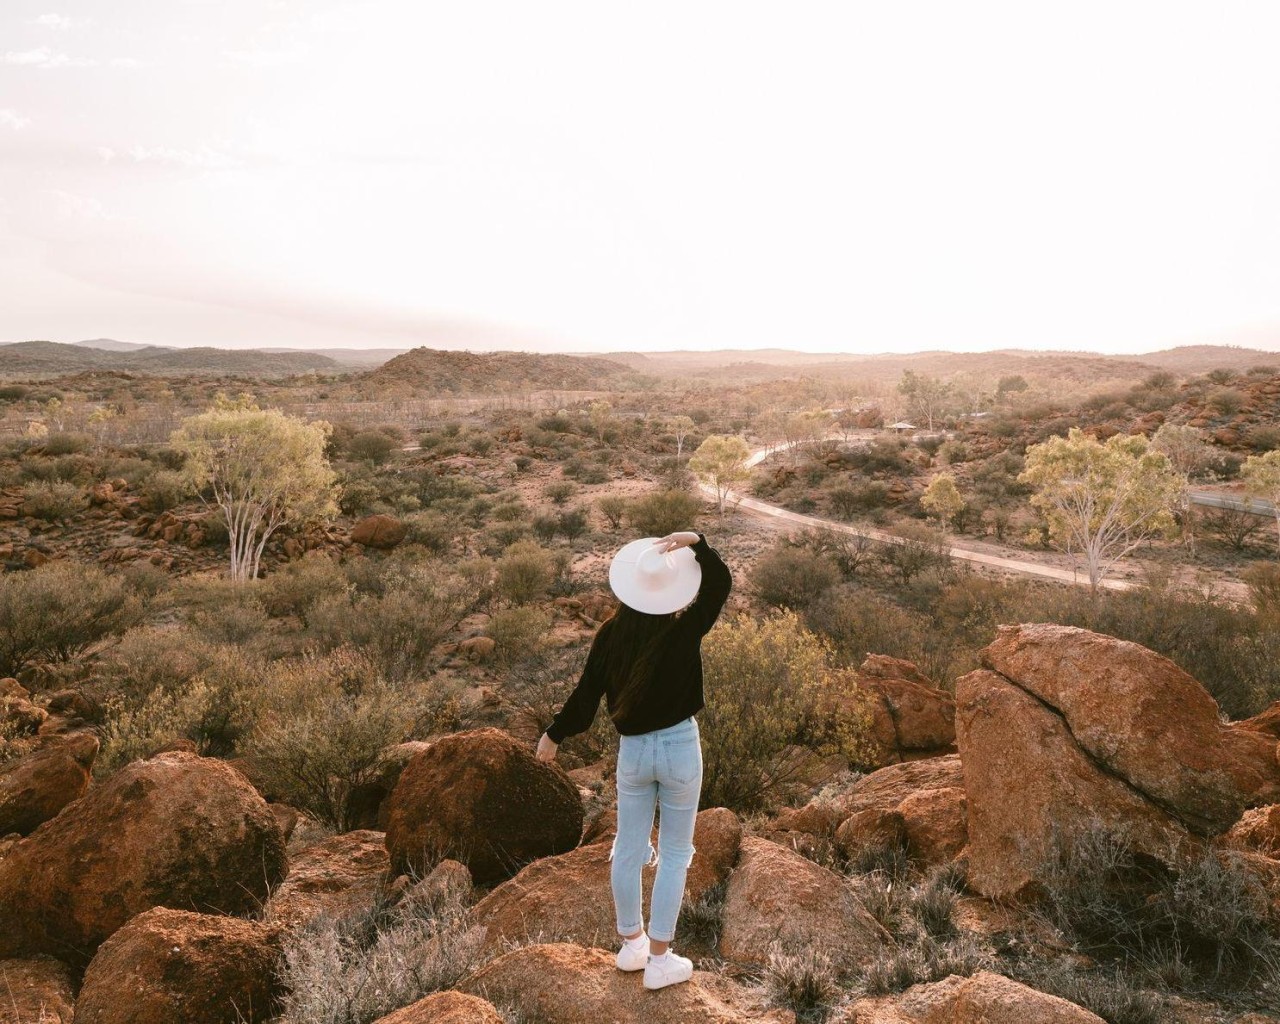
536, 732, 559, 763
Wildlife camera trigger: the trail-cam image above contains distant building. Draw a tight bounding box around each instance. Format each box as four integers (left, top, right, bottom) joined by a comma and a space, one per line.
888, 421, 916, 434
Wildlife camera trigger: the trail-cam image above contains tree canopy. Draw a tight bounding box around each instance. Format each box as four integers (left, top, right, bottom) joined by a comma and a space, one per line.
170, 394, 339, 583
1019, 427, 1181, 592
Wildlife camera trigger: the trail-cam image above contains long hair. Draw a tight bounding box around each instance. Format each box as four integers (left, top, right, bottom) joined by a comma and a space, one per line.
596, 601, 679, 727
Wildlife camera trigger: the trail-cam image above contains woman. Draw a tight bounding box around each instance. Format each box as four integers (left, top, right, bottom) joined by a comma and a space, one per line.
536, 529, 732, 990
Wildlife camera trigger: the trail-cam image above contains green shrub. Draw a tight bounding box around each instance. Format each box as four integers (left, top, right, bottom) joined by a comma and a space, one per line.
248, 678, 432, 830
486, 605, 553, 667
597, 495, 628, 529
543, 480, 577, 505
557, 507, 589, 542
43, 432, 92, 456
139, 469, 191, 512
257, 555, 351, 624
495, 539, 557, 605
627, 488, 702, 536
0, 562, 142, 678
20, 480, 84, 522
753, 543, 840, 610
308, 564, 472, 682
347, 430, 398, 464
700, 609, 874, 812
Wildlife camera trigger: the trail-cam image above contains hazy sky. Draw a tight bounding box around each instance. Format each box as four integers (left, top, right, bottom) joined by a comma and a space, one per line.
3, 1, 1280, 355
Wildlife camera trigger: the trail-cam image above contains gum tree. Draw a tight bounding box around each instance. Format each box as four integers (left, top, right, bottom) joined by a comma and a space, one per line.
689, 434, 751, 514
170, 394, 339, 583
1019, 427, 1182, 593
1241, 449, 1280, 557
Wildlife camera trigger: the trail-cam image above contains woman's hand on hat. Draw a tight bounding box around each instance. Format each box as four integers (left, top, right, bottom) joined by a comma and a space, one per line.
536, 732, 558, 763
655, 531, 699, 553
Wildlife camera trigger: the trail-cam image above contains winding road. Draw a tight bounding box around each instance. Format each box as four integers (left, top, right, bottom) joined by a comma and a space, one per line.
697, 438, 1138, 593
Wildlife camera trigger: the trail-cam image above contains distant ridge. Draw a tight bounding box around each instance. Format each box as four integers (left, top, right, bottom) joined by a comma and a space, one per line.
362, 346, 635, 392
0, 340, 340, 377
73, 338, 169, 353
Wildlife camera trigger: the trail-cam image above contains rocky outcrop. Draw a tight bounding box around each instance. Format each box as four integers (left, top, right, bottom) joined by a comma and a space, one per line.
371, 991, 506, 1024
980, 624, 1245, 834
350, 514, 408, 549
1225, 805, 1280, 857
0, 956, 76, 1024
958, 665, 1202, 898
74, 908, 284, 1024
0, 751, 287, 963
842, 970, 1104, 1023
346, 741, 433, 830
472, 808, 741, 952
957, 625, 1275, 899
456, 942, 796, 1024
0, 733, 97, 835
856, 655, 957, 764
384, 728, 583, 883
720, 836, 892, 972
835, 755, 968, 868
0, 679, 45, 737
265, 829, 389, 929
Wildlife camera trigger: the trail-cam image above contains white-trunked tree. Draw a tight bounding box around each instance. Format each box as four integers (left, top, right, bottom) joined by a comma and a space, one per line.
170, 394, 339, 583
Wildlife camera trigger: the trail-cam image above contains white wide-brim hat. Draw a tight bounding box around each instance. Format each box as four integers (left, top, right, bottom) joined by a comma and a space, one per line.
609, 537, 702, 615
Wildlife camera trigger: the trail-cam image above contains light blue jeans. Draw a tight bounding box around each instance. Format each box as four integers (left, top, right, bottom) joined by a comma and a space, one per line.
609, 715, 702, 943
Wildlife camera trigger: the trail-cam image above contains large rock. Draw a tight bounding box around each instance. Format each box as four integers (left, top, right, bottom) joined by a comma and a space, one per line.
841, 970, 1104, 1023
1225, 805, 1280, 857
350, 514, 408, 549
856, 655, 956, 764
265, 829, 389, 929
0, 733, 97, 835
384, 728, 583, 883
720, 836, 891, 972
472, 808, 741, 952
956, 668, 1197, 899
0, 956, 76, 1024
1220, 721, 1280, 807
456, 942, 795, 1024
980, 624, 1244, 834
833, 755, 968, 868
74, 908, 283, 1024
346, 741, 433, 830
0, 751, 287, 963
370, 991, 505, 1024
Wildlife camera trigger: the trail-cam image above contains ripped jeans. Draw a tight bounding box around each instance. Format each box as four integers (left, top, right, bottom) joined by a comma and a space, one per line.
610, 715, 702, 943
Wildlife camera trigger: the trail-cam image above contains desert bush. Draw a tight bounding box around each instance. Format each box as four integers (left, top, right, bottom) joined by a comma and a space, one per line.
858, 934, 994, 996
347, 429, 398, 464
1011, 961, 1168, 1024
308, 564, 472, 682
753, 543, 840, 611
531, 513, 559, 542
557, 507, 589, 542
1244, 561, 1280, 615
138, 469, 191, 512
188, 592, 272, 645
495, 539, 557, 605
249, 676, 438, 830
19, 480, 84, 522
0, 562, 142, 678
257, 554, 352, 624
543, 480, 577, 505
597, 495, 628, 529
699, 609, 874, 812
763, 943, 842, 1021
879, 522, 950, 584
826, 481, 890, 519
1208, 387, 1246, 416
486, 605, 554, 667
400, 510, 455, 554
1041, 822, 1280, 989
275, 871, 487, 1024
43, 431, 92, 456
627, 488, 702, 536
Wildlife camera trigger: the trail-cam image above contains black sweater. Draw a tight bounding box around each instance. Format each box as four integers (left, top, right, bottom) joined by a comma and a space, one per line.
545, 533, 732, 743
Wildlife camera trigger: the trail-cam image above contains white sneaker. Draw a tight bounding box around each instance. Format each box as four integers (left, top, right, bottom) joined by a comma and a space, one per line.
643, 950, 693, 990
616, 933, 648, 972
